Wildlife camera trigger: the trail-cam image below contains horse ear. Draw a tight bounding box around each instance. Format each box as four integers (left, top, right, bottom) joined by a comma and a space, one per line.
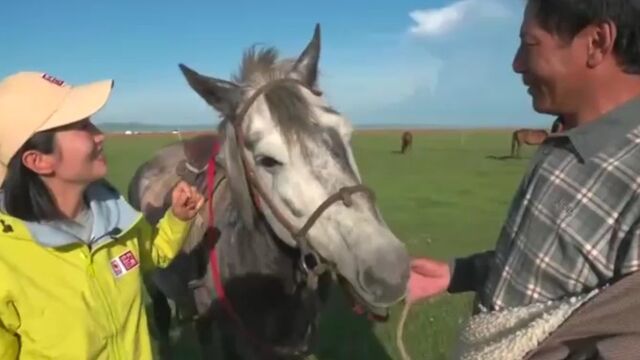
179, 63, 241, 116
290, 23, 321, 89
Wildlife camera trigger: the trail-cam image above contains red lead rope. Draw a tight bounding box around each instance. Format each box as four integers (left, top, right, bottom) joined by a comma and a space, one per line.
206, 140, 227, 307
205, 140, 273, 357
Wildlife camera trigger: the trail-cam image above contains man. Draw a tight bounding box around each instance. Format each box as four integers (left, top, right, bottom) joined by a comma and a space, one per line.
408, 0, 640, 358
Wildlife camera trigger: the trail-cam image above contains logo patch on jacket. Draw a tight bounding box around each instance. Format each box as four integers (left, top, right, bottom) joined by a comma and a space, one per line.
110, 250, 139, 278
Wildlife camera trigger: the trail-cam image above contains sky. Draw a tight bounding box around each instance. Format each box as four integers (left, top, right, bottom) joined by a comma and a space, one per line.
1, 0, 553, 128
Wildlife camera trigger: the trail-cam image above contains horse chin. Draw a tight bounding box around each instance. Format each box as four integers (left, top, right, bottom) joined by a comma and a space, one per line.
337, 275, 391, 322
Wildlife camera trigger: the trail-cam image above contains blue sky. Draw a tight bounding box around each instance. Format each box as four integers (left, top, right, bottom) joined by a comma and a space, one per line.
1, 0, 553, 128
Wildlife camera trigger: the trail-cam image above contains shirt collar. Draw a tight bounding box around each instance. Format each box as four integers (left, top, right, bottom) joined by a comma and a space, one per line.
550, 96, 640, 161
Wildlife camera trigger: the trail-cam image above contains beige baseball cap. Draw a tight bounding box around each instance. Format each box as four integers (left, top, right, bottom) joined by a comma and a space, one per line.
0, 71, 114, 185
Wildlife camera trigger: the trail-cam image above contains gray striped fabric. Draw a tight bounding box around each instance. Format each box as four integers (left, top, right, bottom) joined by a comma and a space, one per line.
477, 96, 640, 311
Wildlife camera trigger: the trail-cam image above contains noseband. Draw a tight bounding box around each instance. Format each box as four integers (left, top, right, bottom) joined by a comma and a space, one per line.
229, 78, 375, 289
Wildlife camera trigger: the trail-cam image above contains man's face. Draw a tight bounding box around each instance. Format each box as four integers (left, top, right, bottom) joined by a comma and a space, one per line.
512, 3, 590, 115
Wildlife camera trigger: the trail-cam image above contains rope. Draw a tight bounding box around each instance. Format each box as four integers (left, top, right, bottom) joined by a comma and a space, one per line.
396, 300, 413, 360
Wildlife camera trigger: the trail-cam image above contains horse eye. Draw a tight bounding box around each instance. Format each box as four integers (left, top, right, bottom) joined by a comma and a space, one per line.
256, 156, 282, 168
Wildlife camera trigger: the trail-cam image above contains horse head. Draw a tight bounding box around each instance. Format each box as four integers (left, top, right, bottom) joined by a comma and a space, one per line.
179, 24, 410, 320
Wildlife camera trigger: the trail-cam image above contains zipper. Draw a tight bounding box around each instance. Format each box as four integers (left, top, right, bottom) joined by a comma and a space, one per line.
85, 214, 142, 358
86, 248, 121, 359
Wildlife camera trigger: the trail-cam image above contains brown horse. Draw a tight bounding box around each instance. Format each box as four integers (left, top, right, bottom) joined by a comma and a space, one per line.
400, 131, 413, 154
510, 118, 564, 158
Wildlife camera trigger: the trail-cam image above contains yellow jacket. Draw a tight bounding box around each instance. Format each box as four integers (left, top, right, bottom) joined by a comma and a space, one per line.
0, 182, 191, 359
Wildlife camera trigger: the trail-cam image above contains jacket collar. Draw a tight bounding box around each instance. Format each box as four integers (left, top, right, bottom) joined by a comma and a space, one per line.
0, 181, 141, 249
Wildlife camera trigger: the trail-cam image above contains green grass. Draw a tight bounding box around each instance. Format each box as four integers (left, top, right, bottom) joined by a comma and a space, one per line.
103, 130, 537, 360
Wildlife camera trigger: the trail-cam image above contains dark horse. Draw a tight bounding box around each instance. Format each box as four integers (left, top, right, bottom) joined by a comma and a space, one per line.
128, 24, 410, 359
400, 131, 413, 154
510, 117, 564, 158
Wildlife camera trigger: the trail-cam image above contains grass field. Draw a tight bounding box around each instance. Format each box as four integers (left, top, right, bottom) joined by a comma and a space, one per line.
103, 129, 537, 360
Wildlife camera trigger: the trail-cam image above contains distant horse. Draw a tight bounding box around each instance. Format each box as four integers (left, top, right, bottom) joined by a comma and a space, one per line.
510, 118, 564, 158
128, 24, 410, 360
400, 131, 413, 154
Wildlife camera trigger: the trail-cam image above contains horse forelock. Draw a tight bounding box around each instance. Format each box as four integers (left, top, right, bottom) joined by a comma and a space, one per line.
222, 45, 321, 158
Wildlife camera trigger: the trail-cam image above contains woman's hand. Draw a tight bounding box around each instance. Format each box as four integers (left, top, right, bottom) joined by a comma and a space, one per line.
170, 181, 205, 221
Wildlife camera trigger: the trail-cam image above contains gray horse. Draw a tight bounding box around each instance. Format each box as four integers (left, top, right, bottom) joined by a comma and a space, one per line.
128, 24, 410, 359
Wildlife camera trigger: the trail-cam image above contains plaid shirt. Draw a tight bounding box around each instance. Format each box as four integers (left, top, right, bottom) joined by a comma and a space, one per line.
452, 96, 640, 312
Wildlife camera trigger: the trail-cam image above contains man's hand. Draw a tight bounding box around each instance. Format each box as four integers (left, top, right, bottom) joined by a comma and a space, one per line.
407, 257, 451, 304
170, 181, 205, 221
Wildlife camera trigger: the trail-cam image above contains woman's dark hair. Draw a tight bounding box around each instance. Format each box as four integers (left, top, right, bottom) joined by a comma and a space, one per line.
527, 0, 640, 74
2, 129, 64, 222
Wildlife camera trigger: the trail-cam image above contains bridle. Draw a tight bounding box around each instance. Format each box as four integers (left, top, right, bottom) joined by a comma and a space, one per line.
227, 77, 376, 290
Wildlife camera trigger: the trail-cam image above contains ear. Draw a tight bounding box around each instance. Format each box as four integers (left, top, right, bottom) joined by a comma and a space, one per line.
21, 150, 55, 177
290, 23, 321, 89
179, 63, 242, 117
586, 20, 616, 68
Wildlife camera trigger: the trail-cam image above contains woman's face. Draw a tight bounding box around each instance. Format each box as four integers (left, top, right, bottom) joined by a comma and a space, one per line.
49, 118, 107, 184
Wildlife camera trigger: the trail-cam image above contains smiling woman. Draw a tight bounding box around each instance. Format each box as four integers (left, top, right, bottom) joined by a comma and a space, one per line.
3, 119, 109, 222
0, 71, 204, 359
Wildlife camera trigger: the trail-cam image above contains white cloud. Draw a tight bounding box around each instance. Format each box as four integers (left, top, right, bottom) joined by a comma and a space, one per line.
408, 0, 511, 38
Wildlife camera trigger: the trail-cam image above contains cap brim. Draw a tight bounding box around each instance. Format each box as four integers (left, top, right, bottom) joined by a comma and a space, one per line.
38, 79, 114, 131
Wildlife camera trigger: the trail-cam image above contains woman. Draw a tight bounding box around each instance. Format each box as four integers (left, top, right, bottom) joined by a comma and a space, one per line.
0, 71, 204, 359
